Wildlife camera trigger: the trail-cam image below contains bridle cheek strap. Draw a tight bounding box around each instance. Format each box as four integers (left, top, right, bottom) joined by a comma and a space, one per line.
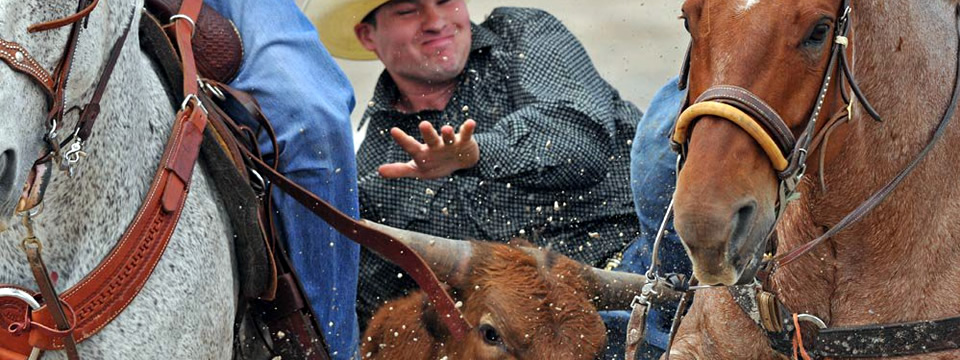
674, 101, 790, 171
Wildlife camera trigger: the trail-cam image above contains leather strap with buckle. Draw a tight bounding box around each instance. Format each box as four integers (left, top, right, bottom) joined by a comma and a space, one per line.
0, 0, 206, 358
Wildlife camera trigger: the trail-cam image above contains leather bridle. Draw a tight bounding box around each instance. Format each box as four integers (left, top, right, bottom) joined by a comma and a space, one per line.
0, 1, 168, 359
0, 0, 131, 213
672, 0, 859, 250
658, 0, 960, 358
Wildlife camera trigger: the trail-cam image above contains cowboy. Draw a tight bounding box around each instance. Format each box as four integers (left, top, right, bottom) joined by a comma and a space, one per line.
308, 0, 644, 335
205, 0, 362, 358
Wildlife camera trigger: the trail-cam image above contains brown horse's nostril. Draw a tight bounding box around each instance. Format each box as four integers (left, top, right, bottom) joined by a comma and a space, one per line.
728, 200, 757, 261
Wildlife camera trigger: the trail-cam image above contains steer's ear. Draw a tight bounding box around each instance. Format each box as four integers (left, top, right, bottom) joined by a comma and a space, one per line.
420, 285, 461, 339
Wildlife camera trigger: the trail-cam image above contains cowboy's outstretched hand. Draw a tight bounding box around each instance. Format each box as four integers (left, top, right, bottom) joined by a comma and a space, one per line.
379, 120, 479, 179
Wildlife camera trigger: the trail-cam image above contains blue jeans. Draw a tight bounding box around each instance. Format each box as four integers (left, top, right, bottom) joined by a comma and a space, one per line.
203, 0, 360, 358
601, 77, 689, 359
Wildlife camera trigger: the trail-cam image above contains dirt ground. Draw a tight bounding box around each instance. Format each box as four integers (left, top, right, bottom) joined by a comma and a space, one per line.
325, 1, 690, 145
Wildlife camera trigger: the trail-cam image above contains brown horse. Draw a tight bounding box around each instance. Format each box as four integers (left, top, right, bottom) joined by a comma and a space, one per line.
669, 0, 960, 358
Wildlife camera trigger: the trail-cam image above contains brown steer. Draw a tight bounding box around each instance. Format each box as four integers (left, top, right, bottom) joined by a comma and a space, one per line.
358, 222, 648, 360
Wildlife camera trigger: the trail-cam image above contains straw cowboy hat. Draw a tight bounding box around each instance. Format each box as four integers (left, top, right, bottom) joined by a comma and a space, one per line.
301, 0, 390, 60
301, 0, 469, 60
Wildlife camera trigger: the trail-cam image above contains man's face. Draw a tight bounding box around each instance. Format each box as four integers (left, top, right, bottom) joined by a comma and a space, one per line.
356, 0, 472, 85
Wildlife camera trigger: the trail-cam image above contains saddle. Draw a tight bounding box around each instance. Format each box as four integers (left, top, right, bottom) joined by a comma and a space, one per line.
139, 3, 326, 359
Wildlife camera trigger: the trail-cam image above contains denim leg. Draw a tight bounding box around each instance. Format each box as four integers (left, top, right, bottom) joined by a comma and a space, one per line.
601, 77, 691, 359
203, 0, 360, 358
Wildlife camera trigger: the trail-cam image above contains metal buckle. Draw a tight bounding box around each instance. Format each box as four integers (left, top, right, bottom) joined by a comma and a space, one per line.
797, 313, 828, 329
169, 14, 196, 38
200, 79, 226, 101
631, 282, 657, 310
180, 93, 208, 115
834, 36, 849, 47
838, 7, 852, 28
248, 168, 266, 194
0, 288, 42, 360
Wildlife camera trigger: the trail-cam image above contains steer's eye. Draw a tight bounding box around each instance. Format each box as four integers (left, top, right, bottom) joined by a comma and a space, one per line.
804, 23, 831, 47
479, 324, 502, 346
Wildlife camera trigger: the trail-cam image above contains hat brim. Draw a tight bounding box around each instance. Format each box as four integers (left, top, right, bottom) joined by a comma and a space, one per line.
304, 0, 389, 61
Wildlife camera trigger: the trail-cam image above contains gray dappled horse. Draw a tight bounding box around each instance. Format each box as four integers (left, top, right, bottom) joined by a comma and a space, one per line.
0, 0, 236, 358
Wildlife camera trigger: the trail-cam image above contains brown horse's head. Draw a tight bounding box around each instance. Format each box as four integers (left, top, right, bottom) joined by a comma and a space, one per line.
673, 0, 847, 285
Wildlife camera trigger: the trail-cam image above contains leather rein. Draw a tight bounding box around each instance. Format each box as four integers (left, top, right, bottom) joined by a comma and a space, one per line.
659, 1, 960, 358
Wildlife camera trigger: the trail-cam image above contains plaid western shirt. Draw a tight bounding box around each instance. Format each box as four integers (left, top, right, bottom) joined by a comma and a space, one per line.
355, 7, 642, 323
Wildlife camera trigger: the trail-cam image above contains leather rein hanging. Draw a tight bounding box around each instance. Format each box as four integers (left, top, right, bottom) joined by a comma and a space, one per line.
658, 1, 960, 358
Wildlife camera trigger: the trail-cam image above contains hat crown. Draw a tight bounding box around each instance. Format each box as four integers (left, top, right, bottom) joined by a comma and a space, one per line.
301, 0, 390, 60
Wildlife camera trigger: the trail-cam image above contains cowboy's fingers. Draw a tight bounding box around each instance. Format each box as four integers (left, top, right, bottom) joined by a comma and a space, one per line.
458, 119, 477, 141
419, 121, 443, 147
378, 161, 420, 179
390, 127, 423, 155
440, 125, 456, 145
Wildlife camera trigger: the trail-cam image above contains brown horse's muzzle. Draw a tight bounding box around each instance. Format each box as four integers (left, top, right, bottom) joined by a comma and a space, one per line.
673, 110, 780, 286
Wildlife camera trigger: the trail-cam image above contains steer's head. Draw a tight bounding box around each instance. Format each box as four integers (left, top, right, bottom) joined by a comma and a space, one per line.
363, 222, 652, 359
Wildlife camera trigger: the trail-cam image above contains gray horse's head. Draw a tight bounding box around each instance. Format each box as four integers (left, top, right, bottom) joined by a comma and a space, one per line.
0, 0, 139, 227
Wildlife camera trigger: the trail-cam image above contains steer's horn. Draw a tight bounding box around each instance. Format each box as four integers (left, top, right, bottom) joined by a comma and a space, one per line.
362, 220, 472, 286
585, 268, 684, 311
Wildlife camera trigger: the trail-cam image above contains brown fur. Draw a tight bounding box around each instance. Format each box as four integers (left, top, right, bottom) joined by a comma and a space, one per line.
671, 0, 960, 359
361, 241, 607, 360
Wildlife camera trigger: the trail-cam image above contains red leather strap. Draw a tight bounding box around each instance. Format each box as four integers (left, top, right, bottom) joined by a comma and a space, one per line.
173, 0, 202, 98
27, 0, 100, 33
0, 106, 205, 353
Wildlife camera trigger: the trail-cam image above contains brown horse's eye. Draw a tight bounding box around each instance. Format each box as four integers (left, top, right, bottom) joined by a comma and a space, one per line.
805, 23, 831, 47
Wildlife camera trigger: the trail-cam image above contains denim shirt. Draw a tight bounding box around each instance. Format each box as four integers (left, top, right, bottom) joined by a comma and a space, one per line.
204, 0, 361, 358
